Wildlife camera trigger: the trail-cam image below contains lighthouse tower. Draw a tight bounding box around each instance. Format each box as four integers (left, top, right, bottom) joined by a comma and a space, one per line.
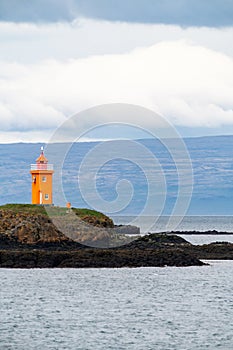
30, 147, 54, 205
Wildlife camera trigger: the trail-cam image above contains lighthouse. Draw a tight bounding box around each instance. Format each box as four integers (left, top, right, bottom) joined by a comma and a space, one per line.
30, 147, 54, 205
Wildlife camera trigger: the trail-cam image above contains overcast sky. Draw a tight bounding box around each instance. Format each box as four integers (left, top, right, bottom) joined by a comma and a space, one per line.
0, 0, 233, 142
1, 0, 233, 27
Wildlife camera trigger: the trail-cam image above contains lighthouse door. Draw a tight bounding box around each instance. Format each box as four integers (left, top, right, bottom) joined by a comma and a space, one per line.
39, 191, 42, 204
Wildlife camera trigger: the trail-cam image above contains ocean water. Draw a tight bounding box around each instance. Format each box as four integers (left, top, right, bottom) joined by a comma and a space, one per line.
113, 216, 233, 245
1, 262, 233, 350
113, 215, 233, 233
180, 234, 233, 245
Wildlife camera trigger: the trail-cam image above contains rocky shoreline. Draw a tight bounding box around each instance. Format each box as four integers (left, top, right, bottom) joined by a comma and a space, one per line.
0, 246, 204, 268
1, 205, 233, 268
2, 233, 233, 268
166, 230, 233, 235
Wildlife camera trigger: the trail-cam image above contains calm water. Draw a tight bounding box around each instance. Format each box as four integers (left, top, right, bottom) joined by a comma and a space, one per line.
180, 234, 233, 245
113, 215, 233, 245
1, 262, 233, 350
113, 215, 233, 233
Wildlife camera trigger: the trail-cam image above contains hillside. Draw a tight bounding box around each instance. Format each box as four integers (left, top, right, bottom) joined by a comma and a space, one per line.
0, 204, 130, 248
2, 136, 233, 215
0, 204, 114, 227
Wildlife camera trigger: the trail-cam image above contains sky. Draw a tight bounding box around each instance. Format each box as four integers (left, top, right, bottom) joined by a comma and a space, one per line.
0, 0, 233, 142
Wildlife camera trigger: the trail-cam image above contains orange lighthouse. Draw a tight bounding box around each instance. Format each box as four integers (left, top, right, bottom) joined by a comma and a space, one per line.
30, 147, 54, 205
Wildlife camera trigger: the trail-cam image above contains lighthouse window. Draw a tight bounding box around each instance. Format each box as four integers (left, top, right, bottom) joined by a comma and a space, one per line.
45, 194, 49, 200
42, 176, 46, 182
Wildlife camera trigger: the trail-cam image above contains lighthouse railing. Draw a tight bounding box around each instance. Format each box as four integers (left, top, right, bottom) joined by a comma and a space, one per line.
30, 164, 54, 171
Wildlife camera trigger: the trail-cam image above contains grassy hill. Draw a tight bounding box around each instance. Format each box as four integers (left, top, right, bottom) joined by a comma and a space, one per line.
0, 204, 135, 248
0, 204, 114, 228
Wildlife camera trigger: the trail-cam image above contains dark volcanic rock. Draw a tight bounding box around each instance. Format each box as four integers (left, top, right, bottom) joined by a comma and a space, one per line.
3, 209, 231, 268
114, 224, 140, 235
186, 242, 233, 260
0, 247, 204, 268
0, 210, 205, 267
123, 233, 190, 249
0, 209, 71, 245
167, 230, 233, 235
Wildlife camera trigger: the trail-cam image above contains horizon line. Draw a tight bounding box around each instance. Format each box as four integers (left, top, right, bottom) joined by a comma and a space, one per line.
1, 134, 233, 145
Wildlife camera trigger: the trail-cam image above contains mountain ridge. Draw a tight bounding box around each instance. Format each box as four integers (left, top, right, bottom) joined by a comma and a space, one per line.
1, 135, 233, 215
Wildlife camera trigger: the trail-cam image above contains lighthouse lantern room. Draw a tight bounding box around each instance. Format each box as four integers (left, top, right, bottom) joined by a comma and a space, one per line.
30, 147, 54, 205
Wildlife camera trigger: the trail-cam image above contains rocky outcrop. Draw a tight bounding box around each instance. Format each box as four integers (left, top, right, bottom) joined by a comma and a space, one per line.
50, 213, 119, 247
2, 207, 233, 268
0, 208, 205, 267
166, 230, 233, 235
0, 210, 72, 245
0, 247, 204, 268
0, 209, 131, 248
124, 233, 189, 248
186, 242, 233, 260
114, 224, 140, 235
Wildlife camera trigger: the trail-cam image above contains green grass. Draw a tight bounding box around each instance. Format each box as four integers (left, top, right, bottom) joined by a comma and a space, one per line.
0, 203, 113, 224
72, 207, 110, 220
0, 203, 47, 214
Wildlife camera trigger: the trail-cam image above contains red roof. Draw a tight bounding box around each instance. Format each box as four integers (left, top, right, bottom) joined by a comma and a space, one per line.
36, 152, 48, 163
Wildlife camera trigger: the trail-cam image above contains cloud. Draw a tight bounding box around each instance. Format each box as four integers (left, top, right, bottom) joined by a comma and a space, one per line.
0, 40, 233, 142
1, 19, 233, 64
0, 0, 233, 27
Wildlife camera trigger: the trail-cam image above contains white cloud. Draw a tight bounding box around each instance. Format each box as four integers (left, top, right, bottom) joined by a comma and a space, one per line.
0, 19, 233, 63
0, 38, 233, 141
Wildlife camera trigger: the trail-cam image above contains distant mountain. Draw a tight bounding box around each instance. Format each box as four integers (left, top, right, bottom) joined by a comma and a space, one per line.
1, 135, 233, 215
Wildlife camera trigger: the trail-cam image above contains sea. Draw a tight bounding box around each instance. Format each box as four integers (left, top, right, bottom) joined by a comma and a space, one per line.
1, 261, 233, 350
113, 215, 233, 244
1, 218, 233, 349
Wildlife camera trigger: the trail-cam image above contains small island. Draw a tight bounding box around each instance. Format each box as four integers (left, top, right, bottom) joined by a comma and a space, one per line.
1, 204, 233, 268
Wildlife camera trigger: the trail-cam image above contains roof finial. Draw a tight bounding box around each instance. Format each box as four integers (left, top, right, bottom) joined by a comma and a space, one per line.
41, 146, 44, 153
